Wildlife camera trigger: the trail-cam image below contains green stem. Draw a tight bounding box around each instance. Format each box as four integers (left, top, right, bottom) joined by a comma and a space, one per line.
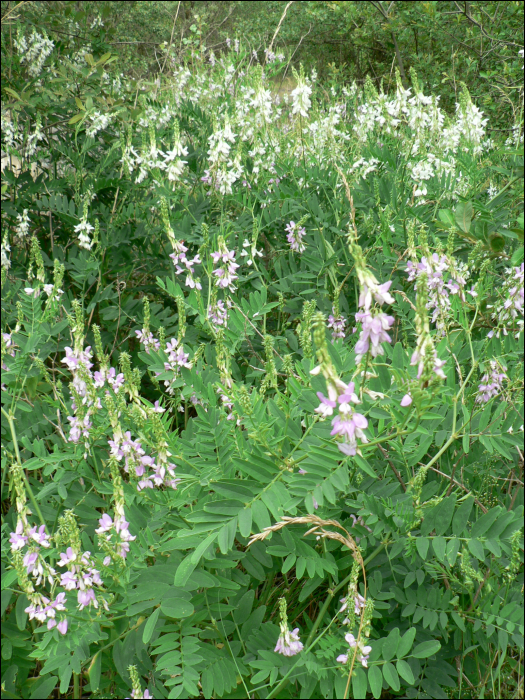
1, 407, 46, 527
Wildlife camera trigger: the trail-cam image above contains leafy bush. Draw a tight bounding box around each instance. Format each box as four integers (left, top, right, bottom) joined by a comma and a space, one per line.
1, 12, 523, 700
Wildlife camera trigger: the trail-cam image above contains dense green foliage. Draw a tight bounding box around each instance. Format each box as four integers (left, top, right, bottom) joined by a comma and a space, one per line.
1, 2, 524, 699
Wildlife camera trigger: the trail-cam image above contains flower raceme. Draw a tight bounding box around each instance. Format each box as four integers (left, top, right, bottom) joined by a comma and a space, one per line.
285, 221, 307, 254
212, 240, 240, 292
274, 596, 304, 656
475, 361, 507, 403
327, 309, 346, 340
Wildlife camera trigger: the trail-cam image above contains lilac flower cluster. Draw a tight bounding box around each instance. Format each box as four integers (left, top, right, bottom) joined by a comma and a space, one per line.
96, 513, 137, 560
285, 220, 306, 253
208, 299, 229, 328
9, 514, 109, 636
67, 414, 92, 444
327, 309, 346, 341
108, 431, 180, 491
314, 380, 369, 456
61, 345, 124, 444
25, 592, 68, 634
406, 253, 474, 334
62, 345, 94, 397
130, 689, 153, 699
2, 332, 17, 390
410, 342, 447, 383
94, 366, 125, 393
217, 385, 236, 421
354, 310, 395, 362
169, 239, 202, 290
61, 346, 95, 443
351, 261, 396, 363
337, 633, 372, 668
135, 329, 160, 353
357, 273, 394, 311
165, 338, 191, 372
158, 337, 192, 395
212, 244, 240, 291
57, 547, 106, 611
340, 592, 366, 618
475, 361, 507, 403
488, 263, 524, 338
274, 627, 304, 656
240, 237, 264, 266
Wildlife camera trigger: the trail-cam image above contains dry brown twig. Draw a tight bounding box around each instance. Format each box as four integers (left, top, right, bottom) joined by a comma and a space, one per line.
247, 514, 362, 564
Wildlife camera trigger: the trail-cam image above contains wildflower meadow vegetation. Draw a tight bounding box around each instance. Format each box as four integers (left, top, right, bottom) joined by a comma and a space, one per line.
1, 2, 524, 698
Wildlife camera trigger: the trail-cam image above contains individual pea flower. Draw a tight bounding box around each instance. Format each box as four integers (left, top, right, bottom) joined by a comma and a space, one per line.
10, 520, 28, 551
285, 220, 306, 253
401, 393, 413, 407
475, 360, 507, 403
337, 633, 372, 668
330, 402, 368, 456
274, 596, 304, 656
22, 545, 56, 587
